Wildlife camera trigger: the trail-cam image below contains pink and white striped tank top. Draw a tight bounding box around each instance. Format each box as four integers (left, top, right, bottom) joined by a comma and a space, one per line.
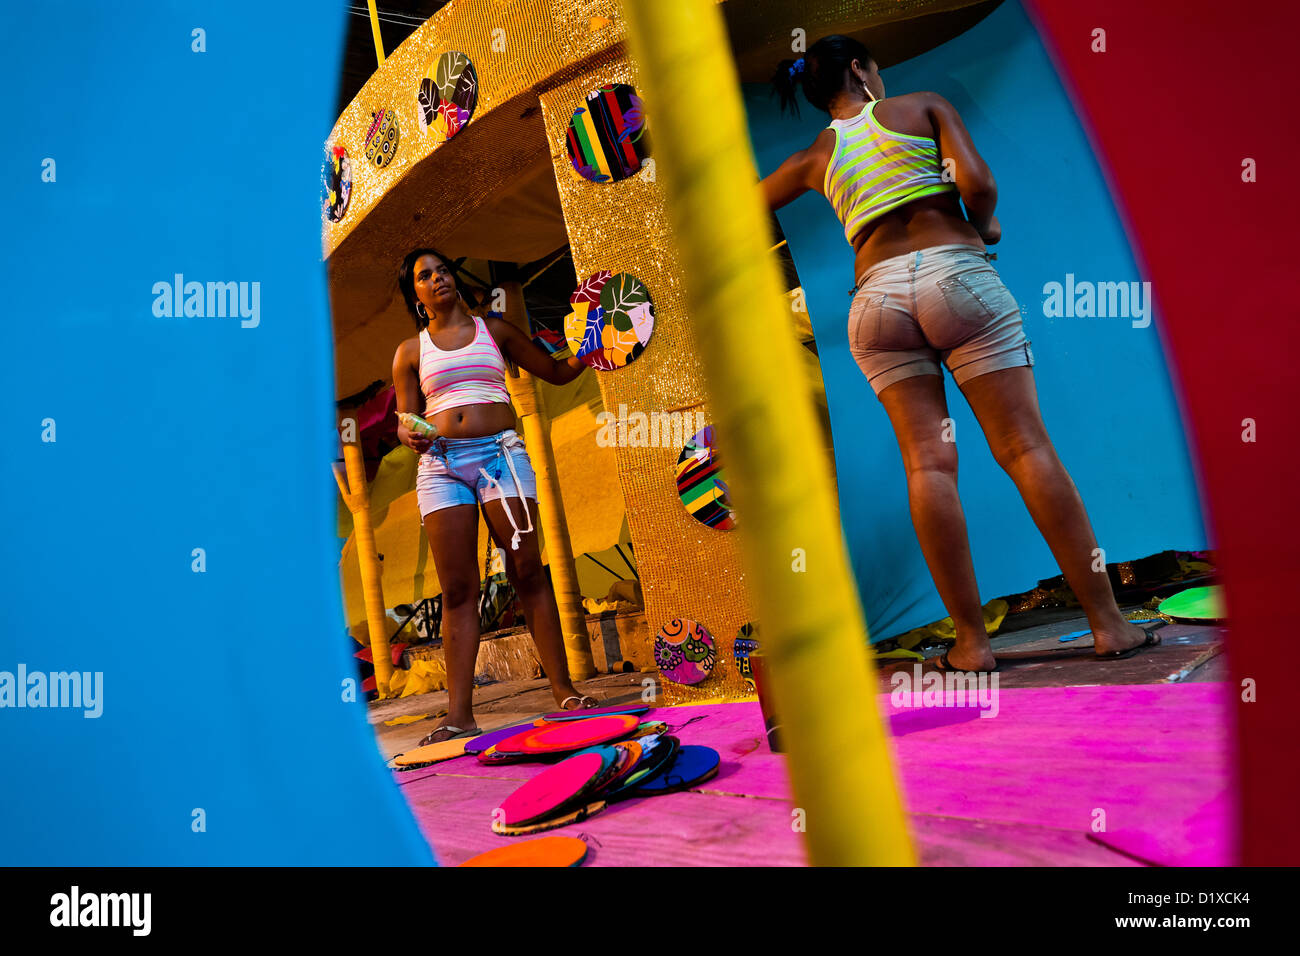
418, 315, 511, 416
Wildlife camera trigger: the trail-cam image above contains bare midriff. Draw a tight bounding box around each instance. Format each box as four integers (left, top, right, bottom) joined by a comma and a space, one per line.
428, 400, 517, 439
849, 191, 986, 283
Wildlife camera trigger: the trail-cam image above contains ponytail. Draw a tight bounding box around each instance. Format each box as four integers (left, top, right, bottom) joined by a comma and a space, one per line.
770, 35, 874, 116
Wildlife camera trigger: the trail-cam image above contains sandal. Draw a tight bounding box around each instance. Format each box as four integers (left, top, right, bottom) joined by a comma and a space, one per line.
930, 649, 1000, 674
1094, 622, 1164, 661
417, 724, 482, 747
558, 695, 599, 711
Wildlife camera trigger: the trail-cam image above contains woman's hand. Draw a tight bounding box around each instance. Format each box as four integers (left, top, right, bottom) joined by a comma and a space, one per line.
398, 422, 433, 454
979, 215, 1002, 245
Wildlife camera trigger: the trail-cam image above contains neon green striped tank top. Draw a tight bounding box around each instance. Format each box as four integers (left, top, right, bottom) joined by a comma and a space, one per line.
823, 100, 957, 244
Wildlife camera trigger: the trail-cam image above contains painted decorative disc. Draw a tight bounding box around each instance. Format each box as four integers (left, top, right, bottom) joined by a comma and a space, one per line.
566, 83, 648, 182
363, 108, 400, 168
491, 801, 605, 836
465, 721, 541, 755
323, 145, 352, 222
566, 271, 655, 370
542, 703, 649, 722
735, 622, 761, 692
419, 51, 478, 141
458, 836, 589, 867
494, 714, 641, 755
676, 425, 736, 530
630, 745, 721, 794
392, 737, 468, 767
654, 618, 716, 685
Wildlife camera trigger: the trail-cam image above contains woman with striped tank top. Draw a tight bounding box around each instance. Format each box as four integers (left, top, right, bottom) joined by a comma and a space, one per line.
762, 36, 1159, 672
392, 248, 597, 745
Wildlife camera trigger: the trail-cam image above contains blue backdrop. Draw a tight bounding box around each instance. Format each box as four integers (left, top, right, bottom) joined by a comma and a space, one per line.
0, 3, 432, 863
743, 0, 1206, 641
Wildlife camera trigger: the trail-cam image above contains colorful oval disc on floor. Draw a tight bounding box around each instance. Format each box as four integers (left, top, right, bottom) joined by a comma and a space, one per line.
465, 721, 541, 755
458, 836, 588, 867
604, 734, 680, 798
1157, 585, 1225, 623
654, 618, 716, 685
676, 425, 736, 530
542, 703, 650, 722
629, 720, 668, 739
392, 737, 468, 767
565, 83, 648, 182
631, 744, 720, 794
595, 740, 642, 793
498, 751, 609, 827
492, 801, 606, 836
494, 714, 641, 755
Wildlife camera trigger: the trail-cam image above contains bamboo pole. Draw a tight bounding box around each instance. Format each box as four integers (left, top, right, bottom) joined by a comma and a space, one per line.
619, 0, 915, 865
334, 442, 393, 696
497, 280, 597, 679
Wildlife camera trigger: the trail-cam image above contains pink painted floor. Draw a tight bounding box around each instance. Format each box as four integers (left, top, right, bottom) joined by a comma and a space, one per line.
396, 682, 1234, 866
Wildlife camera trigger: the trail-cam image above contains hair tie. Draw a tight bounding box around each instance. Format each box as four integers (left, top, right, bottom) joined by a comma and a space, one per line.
788, 57, 805, 79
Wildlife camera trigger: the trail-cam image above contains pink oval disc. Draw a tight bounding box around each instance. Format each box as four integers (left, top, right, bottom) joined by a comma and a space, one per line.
498, 751, 607, 826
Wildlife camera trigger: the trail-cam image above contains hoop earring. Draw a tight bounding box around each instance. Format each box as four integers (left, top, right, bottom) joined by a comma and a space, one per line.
416, 302, 429, 321
863, 81, 876, 102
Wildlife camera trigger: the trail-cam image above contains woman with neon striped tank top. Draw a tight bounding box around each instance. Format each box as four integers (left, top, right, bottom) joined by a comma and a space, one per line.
392, 249, 598, 745
762, 36, 1160, 672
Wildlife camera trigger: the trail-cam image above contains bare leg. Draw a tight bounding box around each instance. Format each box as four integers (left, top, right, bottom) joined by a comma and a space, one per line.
959, 367, 1147, 655
419, 503, 483, 743
481, 497, 586, 708
879, 374, 996, 670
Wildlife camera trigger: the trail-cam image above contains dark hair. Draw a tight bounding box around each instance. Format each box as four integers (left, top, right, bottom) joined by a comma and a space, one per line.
772, 35, 874, 116
398, 247, 474, 330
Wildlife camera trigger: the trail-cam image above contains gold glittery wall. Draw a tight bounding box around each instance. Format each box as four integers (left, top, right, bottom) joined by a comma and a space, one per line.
539, 58, 757, 704
323, 0, 630, 260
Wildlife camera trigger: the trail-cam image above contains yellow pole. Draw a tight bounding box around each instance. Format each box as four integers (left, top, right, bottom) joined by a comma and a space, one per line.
620, 0, 915, 865
366, 0, 385, 67
334, 442, 393, 696
498, 281, 597, 680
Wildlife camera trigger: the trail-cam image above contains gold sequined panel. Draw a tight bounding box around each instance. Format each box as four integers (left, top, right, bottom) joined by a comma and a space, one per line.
539, 57, 757, 704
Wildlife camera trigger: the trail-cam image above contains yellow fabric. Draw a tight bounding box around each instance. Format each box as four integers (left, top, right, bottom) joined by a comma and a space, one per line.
892, 598, 1010, 651
382, 712, 444, 727
387, 659, 448, 698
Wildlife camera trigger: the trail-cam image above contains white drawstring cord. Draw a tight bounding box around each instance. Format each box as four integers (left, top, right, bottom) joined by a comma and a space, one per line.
478, 433, 534, 550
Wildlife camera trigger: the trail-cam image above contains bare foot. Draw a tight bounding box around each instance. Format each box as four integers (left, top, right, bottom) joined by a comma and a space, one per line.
936, 629, 998, 672
1092, 620, 1153, 658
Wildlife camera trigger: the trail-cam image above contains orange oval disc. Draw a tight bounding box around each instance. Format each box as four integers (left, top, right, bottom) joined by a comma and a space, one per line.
458, 836, 589, 867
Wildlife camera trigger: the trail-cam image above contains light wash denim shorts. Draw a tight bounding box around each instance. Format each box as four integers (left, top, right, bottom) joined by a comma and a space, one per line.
415, 429, 537, 542
847, 242, 1034, 396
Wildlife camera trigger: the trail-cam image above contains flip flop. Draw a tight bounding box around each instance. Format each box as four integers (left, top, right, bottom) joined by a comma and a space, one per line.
930, 649, 1000, 674
558, 695, 599, 711
417, 724, 482, 747
1094, 622, 1165, 661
